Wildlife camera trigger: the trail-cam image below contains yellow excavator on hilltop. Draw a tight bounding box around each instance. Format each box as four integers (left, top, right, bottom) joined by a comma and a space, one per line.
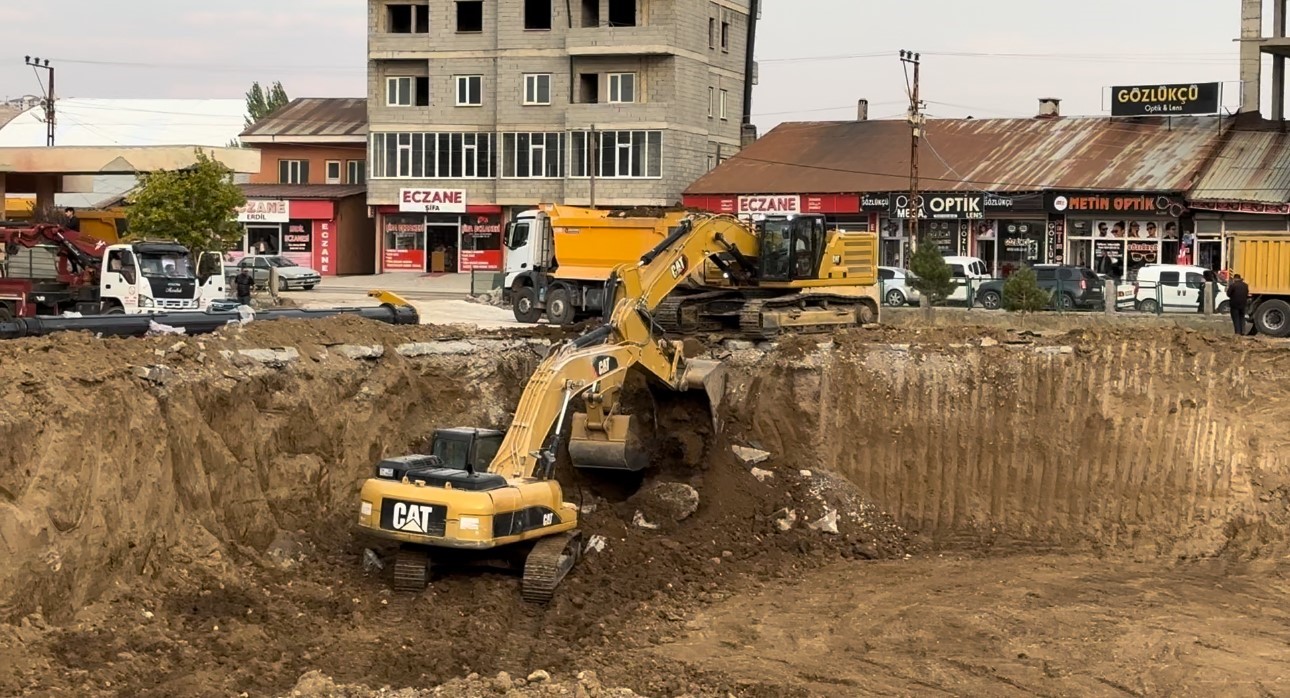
355, 213, 879, 601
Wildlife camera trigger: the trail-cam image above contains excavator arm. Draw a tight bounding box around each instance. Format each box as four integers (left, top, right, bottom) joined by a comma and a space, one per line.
488, 214, 752, 478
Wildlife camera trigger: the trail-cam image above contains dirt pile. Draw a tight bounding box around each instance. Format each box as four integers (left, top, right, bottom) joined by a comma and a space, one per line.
283, 669, 644, 697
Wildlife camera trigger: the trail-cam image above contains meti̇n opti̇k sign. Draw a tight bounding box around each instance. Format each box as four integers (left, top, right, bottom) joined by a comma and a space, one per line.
1109, 82, 1220, 117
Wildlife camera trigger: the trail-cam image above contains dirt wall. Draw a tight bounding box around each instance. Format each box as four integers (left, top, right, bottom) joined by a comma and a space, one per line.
724, 328, 1290, 558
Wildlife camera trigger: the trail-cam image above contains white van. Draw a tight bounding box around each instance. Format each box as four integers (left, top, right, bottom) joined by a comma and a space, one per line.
942, 255, 990, 304
1117, 264, 1230, 314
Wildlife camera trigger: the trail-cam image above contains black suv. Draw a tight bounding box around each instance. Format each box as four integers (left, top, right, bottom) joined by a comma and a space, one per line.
974, 265, 1104, 310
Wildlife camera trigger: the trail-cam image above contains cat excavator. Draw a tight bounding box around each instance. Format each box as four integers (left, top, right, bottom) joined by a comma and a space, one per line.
355, 213, 879, 601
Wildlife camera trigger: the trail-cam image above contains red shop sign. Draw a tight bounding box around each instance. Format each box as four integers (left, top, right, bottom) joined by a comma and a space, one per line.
384, 248, 425, 271
459, 249, 502, 272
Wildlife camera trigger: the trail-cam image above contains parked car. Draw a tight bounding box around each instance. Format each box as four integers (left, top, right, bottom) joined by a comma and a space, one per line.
878, 266, 922, 307
235, 255, 321, 291
974, 264, 1104, 310
943, 255, 991, 305
1116, 264, 1230, 314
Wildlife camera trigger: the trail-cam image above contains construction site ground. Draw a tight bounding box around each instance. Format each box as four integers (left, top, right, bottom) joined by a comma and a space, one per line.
1, 311, 1288, 697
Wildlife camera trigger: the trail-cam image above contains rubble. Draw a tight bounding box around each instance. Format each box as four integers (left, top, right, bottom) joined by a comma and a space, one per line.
731, 445, 771, 465
629, 482, 700, 522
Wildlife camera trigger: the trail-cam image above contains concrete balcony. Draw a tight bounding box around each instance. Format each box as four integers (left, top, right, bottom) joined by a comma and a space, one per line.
563, 102, 673, 128
565, 26, 677, 56
368, 33, 433, 57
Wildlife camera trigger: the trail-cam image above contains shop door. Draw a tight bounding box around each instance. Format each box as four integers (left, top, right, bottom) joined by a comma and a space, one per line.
1196, 239, 1221, 272
426, 224, 458, 273
247, 226, 281, 256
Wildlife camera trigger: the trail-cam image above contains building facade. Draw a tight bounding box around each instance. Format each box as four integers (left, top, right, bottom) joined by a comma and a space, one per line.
366, 0, 756, 273
237, 98, 376, 275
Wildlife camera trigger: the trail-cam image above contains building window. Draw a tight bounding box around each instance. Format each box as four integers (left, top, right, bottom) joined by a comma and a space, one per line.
580, 0, 599, 27
524, 74, 552, 105
524, 0, 552, 29
456, 75, 483, 106
370, 132, 496, 179
387, 3, 429, 33
719, 89, 728, 120
279, 159, 309, 184
708, 17, 716, 49
608, 72, 636, 103
708, 86, 714, 118
502, 132, 566, 178
607, 0, 636, 26
456, 0, 483, 32
325, 160, 342, 184
347, 160, 366, 184
579, 73, 599, 103
720, 20, 729, 51
706, 154, 715, 171
569, 130, 661, 179
386, 76, 429, 107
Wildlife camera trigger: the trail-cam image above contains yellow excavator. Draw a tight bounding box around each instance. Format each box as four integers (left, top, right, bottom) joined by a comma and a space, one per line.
355, 213, 879, 601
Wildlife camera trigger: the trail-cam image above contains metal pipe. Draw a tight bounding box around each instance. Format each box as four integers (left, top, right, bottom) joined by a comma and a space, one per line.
0, 304, 418, 340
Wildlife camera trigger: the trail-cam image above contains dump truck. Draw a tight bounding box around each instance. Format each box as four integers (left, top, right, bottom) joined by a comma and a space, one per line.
356, 211, 881, 601
1226, 235, 1290, 336
502, 205, 881, 336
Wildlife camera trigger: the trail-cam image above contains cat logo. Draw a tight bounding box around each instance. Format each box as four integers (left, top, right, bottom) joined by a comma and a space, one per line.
832, 255, 842, 265
542, 512, 554, 526
391, 502, 434, 533
592, 355, 619, 377
669, 257, 688, 279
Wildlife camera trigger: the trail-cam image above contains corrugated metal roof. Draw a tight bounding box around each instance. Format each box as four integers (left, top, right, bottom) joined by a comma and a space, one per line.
1190, 131, 1290, 204
239, 183, 366, 199
240, 98, 367, 140
686, 116, 1224, 195
0, 99, 247, 148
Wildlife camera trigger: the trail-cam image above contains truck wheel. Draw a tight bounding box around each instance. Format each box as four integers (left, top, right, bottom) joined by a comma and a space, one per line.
512, 286, 542, 323
0, 304, 12, 322
104, 304, 125, 315
1254, 299, 1290, 338
546, 287, 576, 326
1137, 298, 1159, 314
1217, 300, 1230, 314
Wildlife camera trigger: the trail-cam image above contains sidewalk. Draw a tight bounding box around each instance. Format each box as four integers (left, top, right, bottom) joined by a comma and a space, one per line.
315, 273, 481, 296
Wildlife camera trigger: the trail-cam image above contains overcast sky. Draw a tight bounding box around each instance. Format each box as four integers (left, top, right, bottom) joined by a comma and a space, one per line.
0, 0, 1257, 131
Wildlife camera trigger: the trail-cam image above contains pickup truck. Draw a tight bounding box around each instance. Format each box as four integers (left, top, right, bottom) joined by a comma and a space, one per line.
230, 255, 321, 291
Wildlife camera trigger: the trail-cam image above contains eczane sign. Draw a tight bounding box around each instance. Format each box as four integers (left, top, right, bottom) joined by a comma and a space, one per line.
237, 200, 289, 223
399, 188, 467, 213
737, 195, 801, 215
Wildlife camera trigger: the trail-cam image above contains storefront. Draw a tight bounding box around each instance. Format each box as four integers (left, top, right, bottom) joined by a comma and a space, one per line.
376, 188, 504, 273
1047, 192, 1188, 280
1189, 201, 1290, 273
231, 198, 339, 274
866, 192, 1046, 273
680, 193, 876, 231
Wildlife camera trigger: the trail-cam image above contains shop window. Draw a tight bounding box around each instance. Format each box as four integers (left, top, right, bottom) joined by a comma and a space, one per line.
456, 1, 483, 32
524, 0, 551, 29
579, 73, 599, 103
581, 0, 599, 27
387, 3, 429, 33
720, 20, 729, 51
456, 75, 482, 106
524, 73, 551, 105
607, 72, 635, 103
325, 161, 341, 184
607, 0, 636, 26
278, 159, 309, 184
346, 160, 365, 184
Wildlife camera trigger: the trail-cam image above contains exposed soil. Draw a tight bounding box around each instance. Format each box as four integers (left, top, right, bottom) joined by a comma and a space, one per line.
2, 317, 1289, 696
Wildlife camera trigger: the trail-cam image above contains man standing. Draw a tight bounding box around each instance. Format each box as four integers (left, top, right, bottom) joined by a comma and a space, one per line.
1228, 273, 1250, 335
234, 267, 254, 307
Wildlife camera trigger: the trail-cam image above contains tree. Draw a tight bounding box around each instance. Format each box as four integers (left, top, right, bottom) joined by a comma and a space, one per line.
244, 81, 289, 127
1002, 267, 1053, 313
125, 149, 246, 252
907, 238, 955, 306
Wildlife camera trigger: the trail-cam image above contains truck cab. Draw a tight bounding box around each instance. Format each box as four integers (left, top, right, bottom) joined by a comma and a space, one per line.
98, 242, 225, 313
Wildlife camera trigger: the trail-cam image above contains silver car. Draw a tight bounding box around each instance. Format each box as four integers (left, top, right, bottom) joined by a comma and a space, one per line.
236, 255, 321, 291
878, 266, 922, 307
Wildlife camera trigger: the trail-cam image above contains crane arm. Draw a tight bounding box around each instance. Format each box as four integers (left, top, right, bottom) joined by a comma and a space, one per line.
2, 224, 107, 281
488, 214, 752, 479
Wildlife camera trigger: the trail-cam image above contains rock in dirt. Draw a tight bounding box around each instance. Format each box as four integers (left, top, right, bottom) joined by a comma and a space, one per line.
630, 482, 700, 522
334, 344, 385, 360
775, 508, 798, 531
632, 511, 660, 530
731, 444, 771, 465
809, 507, 840, 534
527, 669, 551, 683
750, 467, 774, 482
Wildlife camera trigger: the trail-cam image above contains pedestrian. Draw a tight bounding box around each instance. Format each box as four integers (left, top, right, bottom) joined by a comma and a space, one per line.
63, 208, 79, 231
1197, 269, 1215, 314
234, 268, 254, 307
1228, 273, 1250, 336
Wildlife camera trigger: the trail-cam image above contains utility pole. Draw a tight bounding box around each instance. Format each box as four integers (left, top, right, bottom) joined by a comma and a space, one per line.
588, 126, 598, 208
899, 50, 922, 252
23, 56, 55, 146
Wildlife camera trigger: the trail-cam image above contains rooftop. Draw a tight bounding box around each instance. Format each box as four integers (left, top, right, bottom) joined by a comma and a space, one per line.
0, 98, 247, 148
239, 98, 367, 143
1190, 129, 1290, 204
686, 116, 1226, 196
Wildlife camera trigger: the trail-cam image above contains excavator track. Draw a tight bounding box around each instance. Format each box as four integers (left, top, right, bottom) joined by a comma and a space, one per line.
653, 292, 729, 334
738, 294, 876, 339
521, 530, 584, 604
392, 547, 431, 592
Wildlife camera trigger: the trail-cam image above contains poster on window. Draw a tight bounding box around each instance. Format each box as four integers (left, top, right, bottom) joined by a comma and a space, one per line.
281, 220, 313, 268
459, 213, 503, 271
1092, 219, 1176, 240
383, 248, 425, 271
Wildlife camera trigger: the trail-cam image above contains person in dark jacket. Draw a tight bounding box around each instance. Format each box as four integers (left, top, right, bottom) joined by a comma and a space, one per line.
1227, 274, 1250, 335
234, 268, 254, 306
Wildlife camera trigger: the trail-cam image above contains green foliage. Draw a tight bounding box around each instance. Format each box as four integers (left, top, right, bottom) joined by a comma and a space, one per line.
907, 239, 955, 304
244, 81, 290, 127
1002, 267, 1053, 312
125, 149, 246, 252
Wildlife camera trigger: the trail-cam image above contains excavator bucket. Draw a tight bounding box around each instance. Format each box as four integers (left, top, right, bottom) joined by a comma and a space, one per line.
567, 359, 728, 472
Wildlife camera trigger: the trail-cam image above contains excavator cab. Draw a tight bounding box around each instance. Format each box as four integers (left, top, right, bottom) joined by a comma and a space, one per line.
424, 428, 504, 472
757, 214, 827, 283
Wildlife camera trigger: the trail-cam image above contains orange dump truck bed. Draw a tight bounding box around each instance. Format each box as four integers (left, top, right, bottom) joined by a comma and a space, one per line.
1229, 235, 1290, 295
545, 205, 687, 282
